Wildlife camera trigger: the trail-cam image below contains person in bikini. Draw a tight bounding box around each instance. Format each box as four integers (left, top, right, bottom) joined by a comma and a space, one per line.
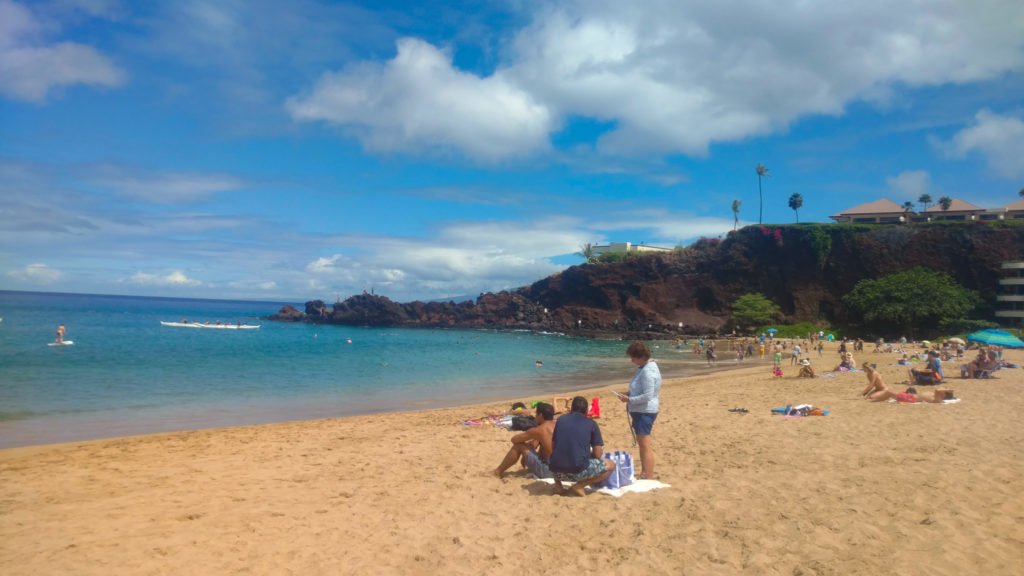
493, 402, 556, 479
861, 363, 954, 403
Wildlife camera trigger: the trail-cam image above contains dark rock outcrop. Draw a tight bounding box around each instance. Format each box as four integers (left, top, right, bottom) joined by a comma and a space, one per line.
267, 222, 1024, 337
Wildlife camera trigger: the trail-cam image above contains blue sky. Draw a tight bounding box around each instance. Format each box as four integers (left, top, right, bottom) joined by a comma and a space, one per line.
2, 0, 1023, 302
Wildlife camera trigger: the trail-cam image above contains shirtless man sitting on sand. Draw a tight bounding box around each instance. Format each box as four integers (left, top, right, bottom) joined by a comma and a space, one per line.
493, 402, 556, 479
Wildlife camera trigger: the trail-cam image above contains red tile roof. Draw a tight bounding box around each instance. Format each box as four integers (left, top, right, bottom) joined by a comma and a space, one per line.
832, 198, 906, 216
924, 198, 983, 213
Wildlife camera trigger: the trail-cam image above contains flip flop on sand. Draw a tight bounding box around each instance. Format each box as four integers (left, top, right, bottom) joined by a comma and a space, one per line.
728, 407, 749, 414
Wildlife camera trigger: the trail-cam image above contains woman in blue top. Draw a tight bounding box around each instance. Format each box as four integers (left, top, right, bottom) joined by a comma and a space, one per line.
618, 341, 661, 479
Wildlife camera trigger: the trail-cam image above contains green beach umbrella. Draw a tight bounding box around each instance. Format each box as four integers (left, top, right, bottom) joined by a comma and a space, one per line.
965, 329, 1024, 348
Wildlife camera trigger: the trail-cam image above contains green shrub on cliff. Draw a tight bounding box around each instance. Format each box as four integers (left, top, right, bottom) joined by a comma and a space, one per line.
732, 293, 782, 328
843, 267, 980, 337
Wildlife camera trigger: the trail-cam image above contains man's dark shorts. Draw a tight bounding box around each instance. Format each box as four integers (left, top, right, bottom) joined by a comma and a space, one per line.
553, 457, 608, 483
630, 412, 658, 436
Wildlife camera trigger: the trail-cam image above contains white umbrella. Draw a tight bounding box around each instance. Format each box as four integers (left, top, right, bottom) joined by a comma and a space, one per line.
921, 340, 930, 346
948, 337, 965, 345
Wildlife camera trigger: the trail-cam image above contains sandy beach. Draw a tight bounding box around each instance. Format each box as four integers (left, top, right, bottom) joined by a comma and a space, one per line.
2, 345, 1023, 575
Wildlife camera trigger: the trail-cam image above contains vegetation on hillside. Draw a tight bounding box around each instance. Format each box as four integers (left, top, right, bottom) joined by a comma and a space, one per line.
842, 267, 980, 338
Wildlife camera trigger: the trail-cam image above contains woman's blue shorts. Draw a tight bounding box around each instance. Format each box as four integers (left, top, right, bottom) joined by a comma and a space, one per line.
630, 412, 658, 436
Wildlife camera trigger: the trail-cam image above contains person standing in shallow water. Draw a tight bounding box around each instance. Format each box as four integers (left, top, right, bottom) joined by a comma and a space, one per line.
618, 341, 661, 480
56, 324, 66, 343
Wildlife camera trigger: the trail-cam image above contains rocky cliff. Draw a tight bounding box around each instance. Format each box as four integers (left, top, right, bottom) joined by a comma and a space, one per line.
269, 222, 1024, 337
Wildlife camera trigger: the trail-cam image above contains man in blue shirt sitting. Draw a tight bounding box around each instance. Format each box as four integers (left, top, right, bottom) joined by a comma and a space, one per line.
910, 350, 944, 383
548, 396, 614, 496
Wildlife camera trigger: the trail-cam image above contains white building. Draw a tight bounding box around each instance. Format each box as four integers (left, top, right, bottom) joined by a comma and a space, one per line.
591, 242, 674, 257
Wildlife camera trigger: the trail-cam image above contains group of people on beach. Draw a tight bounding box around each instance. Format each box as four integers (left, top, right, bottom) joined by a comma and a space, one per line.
491, 334, 1000, 494
494, 341, 661, 497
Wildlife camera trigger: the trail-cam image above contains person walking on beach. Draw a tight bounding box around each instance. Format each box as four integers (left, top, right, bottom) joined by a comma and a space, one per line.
493, 402, 556, 478
56, 324, 66, 343
549, 397, 615, 496
617, 341, 661, 480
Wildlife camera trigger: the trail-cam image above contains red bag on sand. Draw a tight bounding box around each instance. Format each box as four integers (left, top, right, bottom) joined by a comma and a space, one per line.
588, 397, 601, 418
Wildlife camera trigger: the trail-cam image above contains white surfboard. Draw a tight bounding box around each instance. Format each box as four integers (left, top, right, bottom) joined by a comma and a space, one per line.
48, 340, 74, 347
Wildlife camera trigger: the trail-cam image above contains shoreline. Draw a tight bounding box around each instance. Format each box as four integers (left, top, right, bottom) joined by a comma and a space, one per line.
0, 338, 753, 450
0, 349, 763, 451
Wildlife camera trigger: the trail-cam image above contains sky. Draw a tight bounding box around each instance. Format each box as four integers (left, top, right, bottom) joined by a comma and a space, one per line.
2, 0, 1023, 303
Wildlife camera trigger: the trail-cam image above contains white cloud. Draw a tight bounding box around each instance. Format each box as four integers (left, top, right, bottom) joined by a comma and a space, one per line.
7, 262, 62, 283
87, 165, 246, 203
0, 0, 126, 102
940, 109, 1024, 178
129, 270, 202, 287
590, 211, 734, 243
886, 170, 932, 199
507, 0, 1024, 156
286, 0, 1024, 161
286, 37, 555, 161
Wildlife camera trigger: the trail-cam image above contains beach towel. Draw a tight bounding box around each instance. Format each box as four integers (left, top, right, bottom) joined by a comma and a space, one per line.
536, 477, 670, 498
771, 404, 829, 416
887, 398, 961, 405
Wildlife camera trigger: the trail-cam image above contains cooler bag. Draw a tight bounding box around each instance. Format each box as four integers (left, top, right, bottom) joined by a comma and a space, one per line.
601, 451, 635, 489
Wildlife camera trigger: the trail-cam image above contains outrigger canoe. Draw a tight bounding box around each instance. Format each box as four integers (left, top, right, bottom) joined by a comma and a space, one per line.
160, 321, 260, 330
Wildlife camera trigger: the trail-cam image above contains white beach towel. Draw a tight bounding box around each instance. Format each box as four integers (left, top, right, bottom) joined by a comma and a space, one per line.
887, 398, 961, 405
535, 478, 671, 497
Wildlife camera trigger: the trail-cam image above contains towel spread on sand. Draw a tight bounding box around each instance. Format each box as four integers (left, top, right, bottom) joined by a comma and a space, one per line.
887, 398, 961, 404
536, 478, 671, 497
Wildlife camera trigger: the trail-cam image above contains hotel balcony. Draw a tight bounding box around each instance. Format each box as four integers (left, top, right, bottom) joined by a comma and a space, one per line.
999, 278, 1024, 285
997, 295, 1024, 302
995, 310, 1024, 318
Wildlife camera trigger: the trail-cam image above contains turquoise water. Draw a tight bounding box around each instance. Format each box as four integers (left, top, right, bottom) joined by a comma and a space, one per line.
0, 291, 714, 448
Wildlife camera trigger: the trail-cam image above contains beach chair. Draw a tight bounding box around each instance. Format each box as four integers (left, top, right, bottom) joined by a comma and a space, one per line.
977, 365, 1001, 379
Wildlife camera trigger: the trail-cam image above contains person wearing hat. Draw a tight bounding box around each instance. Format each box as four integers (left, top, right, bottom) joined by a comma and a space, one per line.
797, 358, 815, 378
832, 351, 855, 372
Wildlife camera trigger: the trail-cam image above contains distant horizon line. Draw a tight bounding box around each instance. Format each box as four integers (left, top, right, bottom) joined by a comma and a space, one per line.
0, 289, 479, 307
0, 289, 298, 306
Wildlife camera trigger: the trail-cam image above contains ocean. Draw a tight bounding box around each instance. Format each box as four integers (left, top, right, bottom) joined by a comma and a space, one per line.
0, 291, 722, 448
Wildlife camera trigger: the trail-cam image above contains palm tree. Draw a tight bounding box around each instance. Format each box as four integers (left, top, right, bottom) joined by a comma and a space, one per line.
1018, 187, 1024, 198
918, 193, 932, 212
938, 196, 952, 211
577, 243, 596, 263
787, 193, 803, 223
902, 201, 914, 213
756, 164, 769, 224
731, 199, 742, 230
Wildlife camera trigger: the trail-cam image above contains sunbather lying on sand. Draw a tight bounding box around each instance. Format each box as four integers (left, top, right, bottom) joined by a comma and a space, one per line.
861, 363, 954, 403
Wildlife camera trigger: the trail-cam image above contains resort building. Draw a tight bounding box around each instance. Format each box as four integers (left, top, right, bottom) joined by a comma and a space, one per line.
831, 197, 1014, 224
1004, 199, 1024, 220
829, 199, 909, 224
996, 261, 1024, 328
591, 242, 674, 257
921, 199, 984, 221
